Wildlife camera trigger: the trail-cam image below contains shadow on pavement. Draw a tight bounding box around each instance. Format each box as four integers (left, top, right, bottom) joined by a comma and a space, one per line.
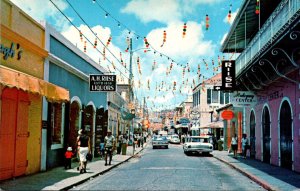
185, 152, 213, 157
233, 156, 300, 188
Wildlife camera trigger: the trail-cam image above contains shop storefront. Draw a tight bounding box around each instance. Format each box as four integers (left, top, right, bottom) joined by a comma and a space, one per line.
43, 24, 108, 168
0, 0, 69, 180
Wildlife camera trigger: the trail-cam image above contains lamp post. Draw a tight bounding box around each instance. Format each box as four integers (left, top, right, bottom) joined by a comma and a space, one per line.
128, 38, 150, 155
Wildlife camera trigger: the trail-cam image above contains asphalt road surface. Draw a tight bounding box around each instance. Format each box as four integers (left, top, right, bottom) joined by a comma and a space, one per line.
71, 143, 265, 190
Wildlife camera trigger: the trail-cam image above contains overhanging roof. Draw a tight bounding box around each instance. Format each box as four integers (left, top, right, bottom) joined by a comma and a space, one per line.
221, 0, 281, 53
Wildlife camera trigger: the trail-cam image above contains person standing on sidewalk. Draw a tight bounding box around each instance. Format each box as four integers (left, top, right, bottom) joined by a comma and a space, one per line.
104, 129, 115, 166
231, 134, 238, 158
64, 147, 73, 169
241, 134, 249, 159
78, 129, 91, 174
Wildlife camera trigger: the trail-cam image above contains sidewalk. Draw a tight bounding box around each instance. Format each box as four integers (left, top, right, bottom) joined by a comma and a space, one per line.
0, 145, 146, 191
212, 151, 300, 191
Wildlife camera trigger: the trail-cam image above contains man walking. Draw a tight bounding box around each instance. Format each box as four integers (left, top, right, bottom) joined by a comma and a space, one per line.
104, 129, 115, 166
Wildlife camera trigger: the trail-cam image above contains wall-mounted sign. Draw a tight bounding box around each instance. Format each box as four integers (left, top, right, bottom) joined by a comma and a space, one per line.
0, 42, 22, 60
222, 60, 235, 91
90, 75, 116, 92
231, 91, 258, 107
221, 110, 234, 120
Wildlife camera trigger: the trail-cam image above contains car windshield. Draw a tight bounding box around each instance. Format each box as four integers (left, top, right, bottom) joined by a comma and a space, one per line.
190, 138, 208, 143
172, 135, 179, 139
153, 136, 167, 141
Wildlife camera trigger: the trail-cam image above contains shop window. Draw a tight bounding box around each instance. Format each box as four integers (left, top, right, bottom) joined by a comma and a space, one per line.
50, 103, 65, 149
207, 89, 212, 104
220, 92, 224, 104
212, 90, 219, 103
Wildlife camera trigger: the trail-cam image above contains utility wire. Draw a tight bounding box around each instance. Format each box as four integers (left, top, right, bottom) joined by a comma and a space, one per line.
49, 0, 130, 80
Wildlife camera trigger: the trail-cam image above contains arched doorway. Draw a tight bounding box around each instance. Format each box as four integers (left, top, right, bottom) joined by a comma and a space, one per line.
280, 100, 293, 170
262, 106, 271, 164
250, 111, 256, 158
83, 105, 95, 152
68, 101, 80, 150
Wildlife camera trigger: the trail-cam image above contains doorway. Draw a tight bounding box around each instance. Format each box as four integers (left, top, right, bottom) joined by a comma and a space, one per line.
262, 106, 271, 164
0, 88, 30, 180
250, 111, 256, 158
280, 100, 293, 170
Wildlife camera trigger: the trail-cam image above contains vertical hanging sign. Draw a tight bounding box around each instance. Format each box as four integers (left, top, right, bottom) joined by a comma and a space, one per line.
221, 60, 235, 91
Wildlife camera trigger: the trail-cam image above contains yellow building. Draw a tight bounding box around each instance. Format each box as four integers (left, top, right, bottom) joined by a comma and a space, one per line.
0, 0, 69, 180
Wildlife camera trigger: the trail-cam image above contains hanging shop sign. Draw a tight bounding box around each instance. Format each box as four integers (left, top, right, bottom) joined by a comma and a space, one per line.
221, 110, 234, 120
231, 91, 258, 107
221, 60, 235, 91
90, 74, 116, 92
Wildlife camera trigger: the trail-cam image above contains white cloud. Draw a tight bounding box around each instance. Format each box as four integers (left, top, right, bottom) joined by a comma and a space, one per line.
121, 0, 181, 24
11, 0, 70, 30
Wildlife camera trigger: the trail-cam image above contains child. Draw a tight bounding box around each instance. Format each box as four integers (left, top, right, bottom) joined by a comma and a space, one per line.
99, 139, 105, 159
65, 147, 73, 169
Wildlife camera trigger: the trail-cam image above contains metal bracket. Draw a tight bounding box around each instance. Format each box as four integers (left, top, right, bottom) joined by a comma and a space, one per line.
245, 73, 262, 90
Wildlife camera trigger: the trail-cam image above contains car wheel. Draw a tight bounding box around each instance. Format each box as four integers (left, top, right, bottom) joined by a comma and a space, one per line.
202, 152, 209, 156
152, 146, 155, 149
166, 146, 168, 149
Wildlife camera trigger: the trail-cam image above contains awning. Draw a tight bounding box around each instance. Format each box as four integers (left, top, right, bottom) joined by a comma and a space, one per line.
200, 121, 224, 129
0, 65, 69, 102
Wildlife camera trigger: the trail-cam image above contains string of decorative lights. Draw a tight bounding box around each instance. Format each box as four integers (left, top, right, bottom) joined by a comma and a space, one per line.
91, 0, 219, 78
65, 0, 131, 74
49, 0, 131, 81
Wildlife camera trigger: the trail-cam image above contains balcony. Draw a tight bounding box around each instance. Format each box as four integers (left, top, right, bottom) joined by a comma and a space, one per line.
235, 0, 300, 76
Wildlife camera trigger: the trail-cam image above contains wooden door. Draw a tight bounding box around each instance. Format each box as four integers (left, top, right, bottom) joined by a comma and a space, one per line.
0, 88, 29, 180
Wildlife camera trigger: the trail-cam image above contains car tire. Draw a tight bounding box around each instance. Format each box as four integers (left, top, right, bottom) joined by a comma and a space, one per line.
166, 146, 168, 149
152, 146, 155, 149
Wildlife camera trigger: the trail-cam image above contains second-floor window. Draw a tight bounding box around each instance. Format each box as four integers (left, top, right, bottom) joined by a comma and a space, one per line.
207, 89, 230, 105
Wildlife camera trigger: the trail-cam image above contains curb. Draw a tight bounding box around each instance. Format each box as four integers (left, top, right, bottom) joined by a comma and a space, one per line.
62, 145, 146, 190
213, 156, 276, 191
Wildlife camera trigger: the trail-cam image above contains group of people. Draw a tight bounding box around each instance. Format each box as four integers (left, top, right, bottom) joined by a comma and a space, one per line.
231, 133, 250, 158
64, 128, 119, 173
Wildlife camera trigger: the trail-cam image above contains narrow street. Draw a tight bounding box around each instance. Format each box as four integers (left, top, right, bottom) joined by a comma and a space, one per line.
72, 144, 265, 190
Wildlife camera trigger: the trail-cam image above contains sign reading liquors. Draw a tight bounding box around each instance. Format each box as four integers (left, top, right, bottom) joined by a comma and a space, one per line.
231, 91, 257, 107
222, 60, 235, 91
90, 75, 116, 92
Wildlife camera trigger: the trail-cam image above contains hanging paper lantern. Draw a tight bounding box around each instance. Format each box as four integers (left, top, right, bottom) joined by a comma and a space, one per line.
218, 55, 221, 65
111, 61, 116, 70
137, 57, 142, 75
84, 41, 87, 53
182, 67, 185, 78
182, 22, 187, 38
106, 36, 112, 47
125, 37, 130, 52
94, 37, 97, 48
205, 14, 210, 30
147, 79, 150, 90
173, 81, 176, 90
197, 64, 201, 75
161, 30, 167, 47
152, 60, 156, 71
144, 37, 150, 52
166, 67, 169, 76
212, 59, 215, 66
193, 79, 195, 87
103, 47, 106, 60
107, 65, 111, 73
120, 52, 124, 66
79, 30, 83, 42
228, 4, 232, 23
255, 0, 260, 14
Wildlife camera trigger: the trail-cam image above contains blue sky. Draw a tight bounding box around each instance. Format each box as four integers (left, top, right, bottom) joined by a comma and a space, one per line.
11, 0, 242, 111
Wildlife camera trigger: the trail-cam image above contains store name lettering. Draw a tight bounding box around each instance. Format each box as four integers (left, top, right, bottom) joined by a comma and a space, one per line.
0, 42, 22, 60
258, 90, 283, 103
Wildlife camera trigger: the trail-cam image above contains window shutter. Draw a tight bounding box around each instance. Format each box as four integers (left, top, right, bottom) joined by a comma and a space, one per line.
225, 93, 230, 104
207, 89, 211, 104
220, 91, 224, 104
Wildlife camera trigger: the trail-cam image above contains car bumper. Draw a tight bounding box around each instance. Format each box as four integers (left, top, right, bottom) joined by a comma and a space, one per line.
184, 148, 213, 153
152, 143, 169, 147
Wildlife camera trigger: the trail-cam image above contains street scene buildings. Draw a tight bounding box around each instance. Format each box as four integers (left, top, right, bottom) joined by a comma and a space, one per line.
0, 0, 300, 190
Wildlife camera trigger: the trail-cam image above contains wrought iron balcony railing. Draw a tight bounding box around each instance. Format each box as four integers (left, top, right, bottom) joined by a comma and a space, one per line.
236, 0, 300, 76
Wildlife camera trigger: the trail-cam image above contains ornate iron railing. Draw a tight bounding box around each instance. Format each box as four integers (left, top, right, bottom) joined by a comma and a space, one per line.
236, 0, 300, 75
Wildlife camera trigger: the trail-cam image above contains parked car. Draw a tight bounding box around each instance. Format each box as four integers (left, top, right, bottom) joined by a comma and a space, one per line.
152, 136, 169, 149
169, 134, 180, 144
183, 136, 213, 155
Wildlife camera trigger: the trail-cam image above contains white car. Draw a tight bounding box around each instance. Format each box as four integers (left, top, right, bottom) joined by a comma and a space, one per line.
183, 136, 213, 155
169, 135, 180, 144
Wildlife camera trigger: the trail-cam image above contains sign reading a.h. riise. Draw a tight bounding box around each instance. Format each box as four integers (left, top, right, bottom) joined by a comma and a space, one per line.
89, 75, 116, 92
221, 60, 235, 91
231, 91, 258, 107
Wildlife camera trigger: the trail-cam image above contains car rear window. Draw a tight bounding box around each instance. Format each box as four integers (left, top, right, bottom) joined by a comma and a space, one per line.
191, 138, 208, 143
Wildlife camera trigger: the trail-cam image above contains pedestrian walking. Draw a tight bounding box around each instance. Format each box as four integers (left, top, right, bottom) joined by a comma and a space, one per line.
231, 134, 238, 158
117, 134, 123, 154
242, 134, 249, 158
64, 147, 73, 169
78, 129, 91, 174
104, 129, 115, 166
76, 129, 82, 171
